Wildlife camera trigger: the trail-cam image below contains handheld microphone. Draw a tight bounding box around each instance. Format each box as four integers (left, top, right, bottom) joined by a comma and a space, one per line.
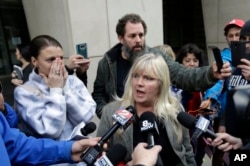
139, 111, 159, 148
99, 105, 135, 145
94, 144, 127, 166
177, 111, 217, 139
139, 111, 163, 166
81, 122, 97, 136
81, 106, 135, 165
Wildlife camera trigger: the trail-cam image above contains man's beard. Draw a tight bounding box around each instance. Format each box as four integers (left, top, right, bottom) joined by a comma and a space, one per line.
122, 43, 146, 63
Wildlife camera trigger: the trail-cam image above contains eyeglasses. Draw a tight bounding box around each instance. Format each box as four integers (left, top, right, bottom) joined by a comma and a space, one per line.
0, 82, 2, 93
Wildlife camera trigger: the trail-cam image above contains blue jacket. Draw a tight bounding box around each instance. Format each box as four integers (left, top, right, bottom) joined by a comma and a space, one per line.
0, 113, 74, 166
4, 102, 18, 128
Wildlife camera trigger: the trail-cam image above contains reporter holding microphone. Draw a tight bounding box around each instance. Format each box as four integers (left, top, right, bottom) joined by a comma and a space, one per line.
210, 133, 245, 152
97, 53, 196, 165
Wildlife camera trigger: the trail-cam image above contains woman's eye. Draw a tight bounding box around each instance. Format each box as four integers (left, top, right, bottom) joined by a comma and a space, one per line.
144, 76, 154, 80
47, 57, 56, 62
133, 73, 139, 78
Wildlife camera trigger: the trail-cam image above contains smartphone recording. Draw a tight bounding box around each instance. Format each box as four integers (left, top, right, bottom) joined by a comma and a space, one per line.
76, 43, 88, 58
211, 46, 223, 72
231, 41, 250, 67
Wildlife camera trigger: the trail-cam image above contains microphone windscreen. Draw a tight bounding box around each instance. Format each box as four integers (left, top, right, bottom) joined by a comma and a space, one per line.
126, 105, 136, 114
140, 111, 156, 122
81, 122, 97, 136
177, 112, 196, 129
106, 144, 127, 165
139, 111, 159, 135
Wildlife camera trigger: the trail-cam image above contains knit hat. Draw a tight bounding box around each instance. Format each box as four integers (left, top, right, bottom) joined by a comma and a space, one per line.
224, 19, 245, 35
240, 20, 250, 37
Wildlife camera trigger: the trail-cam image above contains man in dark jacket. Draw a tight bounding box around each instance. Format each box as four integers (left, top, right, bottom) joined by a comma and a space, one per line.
92, 13, 232, 118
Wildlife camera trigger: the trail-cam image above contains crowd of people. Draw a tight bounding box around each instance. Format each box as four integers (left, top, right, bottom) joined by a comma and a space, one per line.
1, 13, 250, 166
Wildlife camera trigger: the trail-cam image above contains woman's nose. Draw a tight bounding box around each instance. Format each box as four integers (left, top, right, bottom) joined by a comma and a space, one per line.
137, 77, 144, 85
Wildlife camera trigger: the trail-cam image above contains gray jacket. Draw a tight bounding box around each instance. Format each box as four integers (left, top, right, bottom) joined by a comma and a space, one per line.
92, 43, 217, 118
96, 101, 196, 166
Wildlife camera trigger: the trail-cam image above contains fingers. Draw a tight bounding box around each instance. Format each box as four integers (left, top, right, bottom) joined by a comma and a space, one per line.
206, 138, 212, 144
210, 133, 227, 148
140, 142, 149, 148
45, 58, 66, 88
79, 137, 100, 147
11, 72, 17, 78
213, 62, 232, 79
87, 137, 100, 145
213, 133, 226, 142
152, 145, 162, 153
221, 62, 231, 74
133, 142, 148, 150
75, 58, 90, 64
135, 143, 162, 153
49, 59, 59, 76
67, 55, 90, 70
11, 78, 23, 86
50, 58, 64, 76
237, 59, 250, 80
240, 58, 250, 66
217, 142, 232, 152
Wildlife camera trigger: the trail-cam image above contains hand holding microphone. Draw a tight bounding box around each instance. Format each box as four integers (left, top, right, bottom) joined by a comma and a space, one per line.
211, 133, 243, 152
177, 111, 226, 143
132, 142, 162, 166
81, 106, 135, 165
177, 111, 217, 139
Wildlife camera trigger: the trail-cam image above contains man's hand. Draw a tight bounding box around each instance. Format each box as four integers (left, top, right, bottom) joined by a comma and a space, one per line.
71, 137, 100, 162
132, 143, 162, 165
212, 62, 232, 79
66, 55, 90, 73
211, 133, 243, 152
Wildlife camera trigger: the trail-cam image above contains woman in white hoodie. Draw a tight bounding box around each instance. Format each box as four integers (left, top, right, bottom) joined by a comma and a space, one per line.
14, 35, 96, 143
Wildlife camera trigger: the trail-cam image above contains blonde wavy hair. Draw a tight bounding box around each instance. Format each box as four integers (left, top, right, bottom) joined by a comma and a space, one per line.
117, 53, 183, 142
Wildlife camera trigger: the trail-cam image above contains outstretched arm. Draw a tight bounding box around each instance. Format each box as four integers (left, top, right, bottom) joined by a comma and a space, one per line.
0, 113, 100, 165
156, 48, 232, 91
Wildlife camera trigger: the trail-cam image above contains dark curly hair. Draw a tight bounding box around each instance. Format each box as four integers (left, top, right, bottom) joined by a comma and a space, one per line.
176, 43, 203, 67
116, 13, 147, 37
